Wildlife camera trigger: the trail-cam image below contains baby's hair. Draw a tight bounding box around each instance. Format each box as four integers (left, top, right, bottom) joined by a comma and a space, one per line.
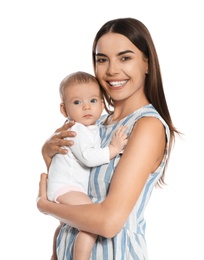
59, 71, 102, 101
59, 71, 109, 112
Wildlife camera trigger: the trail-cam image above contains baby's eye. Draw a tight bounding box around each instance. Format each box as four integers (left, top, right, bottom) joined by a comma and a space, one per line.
73, 100, 81, 105
90, 98, 97, 103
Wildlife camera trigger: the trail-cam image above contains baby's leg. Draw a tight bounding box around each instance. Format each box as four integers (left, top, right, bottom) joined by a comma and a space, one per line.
57, 191, 97, 260
74, 231, 97, 260
57, 190, 92, 205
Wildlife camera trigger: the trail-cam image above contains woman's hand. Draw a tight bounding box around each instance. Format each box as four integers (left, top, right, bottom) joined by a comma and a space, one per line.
42, 121, 76, 169
36, 173, 49, 214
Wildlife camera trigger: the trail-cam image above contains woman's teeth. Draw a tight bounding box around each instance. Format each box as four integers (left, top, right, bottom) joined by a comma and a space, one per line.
109, 80, 127, 87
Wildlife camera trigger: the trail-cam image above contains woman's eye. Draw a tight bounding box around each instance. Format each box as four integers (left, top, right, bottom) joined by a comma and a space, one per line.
96, 58, 107, 63
121, 56, 131, 61
73, 100, 81, 105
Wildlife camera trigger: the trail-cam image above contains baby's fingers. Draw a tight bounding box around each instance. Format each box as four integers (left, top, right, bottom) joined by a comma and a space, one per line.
115, 125, 128, 137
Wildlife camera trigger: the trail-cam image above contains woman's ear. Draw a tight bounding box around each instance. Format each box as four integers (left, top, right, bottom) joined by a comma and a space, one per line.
101, 99, 105, 110
145, 59, 149, 75
143, 56, 149, 75
60, 102, 68, 117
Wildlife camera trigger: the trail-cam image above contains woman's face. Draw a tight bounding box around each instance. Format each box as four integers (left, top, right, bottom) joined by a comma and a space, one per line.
94, 32, 148, 103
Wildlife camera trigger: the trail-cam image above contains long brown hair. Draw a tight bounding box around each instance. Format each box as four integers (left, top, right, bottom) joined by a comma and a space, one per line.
92, 18, 180, 185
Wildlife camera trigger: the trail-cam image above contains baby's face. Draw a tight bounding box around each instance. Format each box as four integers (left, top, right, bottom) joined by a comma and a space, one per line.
63, 82, 104, 126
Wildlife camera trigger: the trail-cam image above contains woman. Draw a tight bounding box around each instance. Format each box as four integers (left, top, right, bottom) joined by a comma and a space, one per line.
37, 17, 179, 259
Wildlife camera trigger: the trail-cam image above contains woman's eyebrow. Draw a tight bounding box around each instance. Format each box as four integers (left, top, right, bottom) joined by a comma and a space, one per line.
95, 53, 107, 57
117, 50, 134, 56
95, 50, 134, 57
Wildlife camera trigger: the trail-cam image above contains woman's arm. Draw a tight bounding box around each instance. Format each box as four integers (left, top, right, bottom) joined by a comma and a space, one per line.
37, 117, 166, 238
42, 121, 76, 169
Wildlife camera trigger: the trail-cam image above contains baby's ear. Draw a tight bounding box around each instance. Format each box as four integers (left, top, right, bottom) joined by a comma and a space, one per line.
60, 102, 68, 117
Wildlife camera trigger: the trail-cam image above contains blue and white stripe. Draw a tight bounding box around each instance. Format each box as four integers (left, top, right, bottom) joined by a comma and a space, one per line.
57, 104, 170, 260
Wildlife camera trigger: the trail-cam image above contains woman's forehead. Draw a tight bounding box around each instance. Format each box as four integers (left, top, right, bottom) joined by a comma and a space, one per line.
95, 33, 138, 56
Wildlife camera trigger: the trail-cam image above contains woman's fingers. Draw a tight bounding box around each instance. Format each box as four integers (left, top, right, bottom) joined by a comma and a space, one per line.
38, 173, 48, 200
55, 120, 75, 132
37, 173, 48, 214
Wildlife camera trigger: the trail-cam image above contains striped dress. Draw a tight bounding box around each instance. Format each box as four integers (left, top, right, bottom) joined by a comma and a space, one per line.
57, 104, 170, 260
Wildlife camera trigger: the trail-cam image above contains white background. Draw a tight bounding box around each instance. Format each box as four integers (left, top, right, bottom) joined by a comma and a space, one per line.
1, 0, 203, 259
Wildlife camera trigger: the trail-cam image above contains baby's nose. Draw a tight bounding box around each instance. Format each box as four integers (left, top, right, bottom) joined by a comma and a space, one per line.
83, 103, 91, 110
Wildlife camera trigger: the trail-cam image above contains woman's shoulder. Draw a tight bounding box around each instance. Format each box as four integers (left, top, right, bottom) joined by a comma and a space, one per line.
117, 104, 163, 127
137, 104, 170, 143
138, 104, 168, 127
127, 104, 170, 142
138, 104, 160, 117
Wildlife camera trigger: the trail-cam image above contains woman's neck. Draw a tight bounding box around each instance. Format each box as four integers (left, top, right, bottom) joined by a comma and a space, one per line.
105, 96, 149, 125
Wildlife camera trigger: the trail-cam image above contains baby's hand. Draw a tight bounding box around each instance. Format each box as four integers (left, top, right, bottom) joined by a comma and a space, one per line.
110, 125, 128, 154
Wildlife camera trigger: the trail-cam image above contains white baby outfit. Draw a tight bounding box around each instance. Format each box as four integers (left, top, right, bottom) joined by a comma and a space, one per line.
47, 122, 110, 202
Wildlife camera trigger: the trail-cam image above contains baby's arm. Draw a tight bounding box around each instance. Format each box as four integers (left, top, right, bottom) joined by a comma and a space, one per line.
109, 125, 128, 159
67, 123, 128, 167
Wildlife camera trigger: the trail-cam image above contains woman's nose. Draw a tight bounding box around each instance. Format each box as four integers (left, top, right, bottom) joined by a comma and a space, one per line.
106, 61, 120, 75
